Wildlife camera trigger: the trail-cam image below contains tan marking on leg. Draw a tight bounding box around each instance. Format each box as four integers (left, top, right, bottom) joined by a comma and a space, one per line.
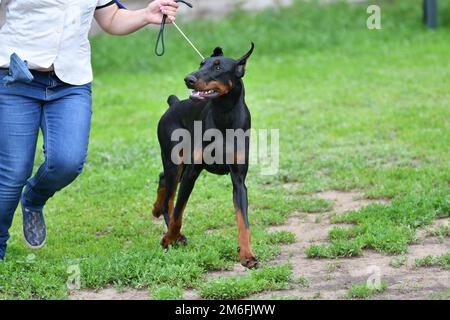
167, 202, 186, 241
154, 165, 182, 219
161, 191, 177, 248
236, 209, 255, 265
162, 201, 187, 248
161, 168, 185, 247
152, 186, 166, 218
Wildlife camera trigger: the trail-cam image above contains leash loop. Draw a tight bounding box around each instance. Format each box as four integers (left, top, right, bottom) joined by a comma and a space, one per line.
114, 0, 203, 59
155, 0, 193, 57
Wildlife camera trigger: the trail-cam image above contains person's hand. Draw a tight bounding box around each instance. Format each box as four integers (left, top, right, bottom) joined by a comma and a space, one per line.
144, 0, 179, 25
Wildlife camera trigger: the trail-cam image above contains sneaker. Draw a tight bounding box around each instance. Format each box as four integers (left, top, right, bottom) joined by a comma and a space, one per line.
0, 243, 5, 261
21, 201, 46, 249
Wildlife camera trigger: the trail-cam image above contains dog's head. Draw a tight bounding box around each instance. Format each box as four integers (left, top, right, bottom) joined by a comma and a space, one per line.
185, 43, 254, 101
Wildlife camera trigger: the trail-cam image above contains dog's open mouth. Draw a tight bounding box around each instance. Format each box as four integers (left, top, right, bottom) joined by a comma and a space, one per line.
190, 89, 221, 100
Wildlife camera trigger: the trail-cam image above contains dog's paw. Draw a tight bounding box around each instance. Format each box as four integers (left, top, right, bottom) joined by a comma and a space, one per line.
237, 246, 259, 269
160, 233, 187, 249
241, 256, 259, 269
152, 206, 162, 218
174, 234, 188, 246
160, 234, 172, 249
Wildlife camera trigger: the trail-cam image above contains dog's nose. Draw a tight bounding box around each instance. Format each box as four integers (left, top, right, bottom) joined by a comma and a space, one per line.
184, 75, 197, 87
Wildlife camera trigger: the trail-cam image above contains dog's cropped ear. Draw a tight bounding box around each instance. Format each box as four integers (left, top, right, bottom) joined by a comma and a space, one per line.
211, 47, 224, 57
236, 42, 255, 78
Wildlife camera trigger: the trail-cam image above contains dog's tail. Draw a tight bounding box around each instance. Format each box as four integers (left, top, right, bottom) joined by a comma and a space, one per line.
167, 95, 180, 108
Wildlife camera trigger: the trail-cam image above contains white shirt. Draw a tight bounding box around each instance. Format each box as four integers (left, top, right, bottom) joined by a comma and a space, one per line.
0, 0, 114, 85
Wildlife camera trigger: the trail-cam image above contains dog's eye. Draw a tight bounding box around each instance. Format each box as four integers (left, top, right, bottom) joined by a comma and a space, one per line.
215, 66, 221, 71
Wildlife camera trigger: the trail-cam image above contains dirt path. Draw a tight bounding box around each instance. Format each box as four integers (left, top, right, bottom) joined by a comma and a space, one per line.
249, 190, 449, 300
71, 190, 449, 300
70, 287, 149, 300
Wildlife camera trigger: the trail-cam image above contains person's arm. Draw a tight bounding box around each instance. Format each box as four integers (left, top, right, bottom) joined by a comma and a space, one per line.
95, 0, 179, 36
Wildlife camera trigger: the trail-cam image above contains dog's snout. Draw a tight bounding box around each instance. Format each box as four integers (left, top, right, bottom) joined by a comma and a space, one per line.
184, 75, 197, 87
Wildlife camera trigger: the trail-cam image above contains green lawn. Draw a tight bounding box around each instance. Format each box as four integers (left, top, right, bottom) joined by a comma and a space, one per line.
0, 0, 449, 299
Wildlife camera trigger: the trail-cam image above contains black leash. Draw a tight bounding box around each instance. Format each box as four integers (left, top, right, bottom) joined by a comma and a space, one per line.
114, 0, 204, 59
155, 0, 197, 57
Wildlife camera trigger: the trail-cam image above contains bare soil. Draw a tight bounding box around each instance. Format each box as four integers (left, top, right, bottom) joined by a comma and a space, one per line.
70, 287, 148, 300
247, 190, 449, 300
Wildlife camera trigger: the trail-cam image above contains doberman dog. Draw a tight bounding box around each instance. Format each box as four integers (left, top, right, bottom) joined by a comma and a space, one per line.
152, 43, 258, 269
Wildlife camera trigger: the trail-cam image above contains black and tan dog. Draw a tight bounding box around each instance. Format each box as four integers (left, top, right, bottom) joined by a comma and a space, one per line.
152, 43, 258, 268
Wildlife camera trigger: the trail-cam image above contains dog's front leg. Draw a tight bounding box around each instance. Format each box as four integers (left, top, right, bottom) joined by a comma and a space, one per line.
230, 165, 258, 269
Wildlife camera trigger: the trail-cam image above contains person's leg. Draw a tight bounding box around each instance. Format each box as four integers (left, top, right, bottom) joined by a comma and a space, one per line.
21, 81, 92, 248
0, 85, 41, 259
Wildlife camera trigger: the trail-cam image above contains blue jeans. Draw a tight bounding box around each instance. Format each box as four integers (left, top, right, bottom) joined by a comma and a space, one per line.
0, 69, 92, 246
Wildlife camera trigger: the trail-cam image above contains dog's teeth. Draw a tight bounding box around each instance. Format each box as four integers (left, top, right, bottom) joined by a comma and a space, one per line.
190, 89, 216, 98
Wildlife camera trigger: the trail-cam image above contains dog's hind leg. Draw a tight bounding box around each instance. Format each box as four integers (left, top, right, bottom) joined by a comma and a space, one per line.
158, 160, 185, 228
160, 165, 201, 248
152, 172, 166, 218
160, 163, 179, 230
152, 167, 185, 220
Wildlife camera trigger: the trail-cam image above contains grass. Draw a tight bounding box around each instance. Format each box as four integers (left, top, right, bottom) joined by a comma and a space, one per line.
428, 290, 450, 300
267, 231, 296, 245
311, 195, 448, 256
346, 281, 387, 299
390, 255, 407, 268
414, 253, 450, 270
297, 276, 311, 288
151, 285, 184, 300
325, 261, 342, 273
199, 265, 292, 299
425, 223, 450, 242
0, 0, 449, 299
